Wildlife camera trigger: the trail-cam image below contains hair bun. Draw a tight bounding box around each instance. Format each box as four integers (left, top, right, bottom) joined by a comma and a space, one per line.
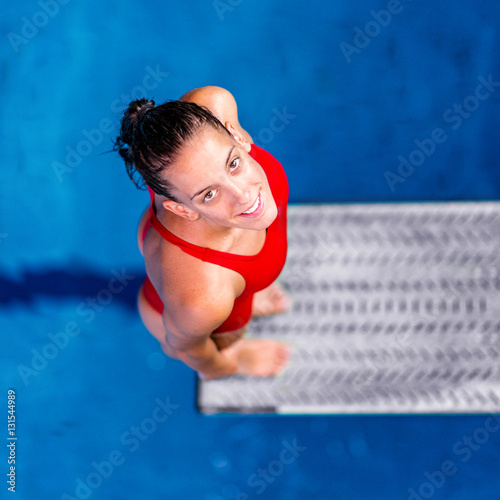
130, 98, 156, 122
115, 98, 155, 150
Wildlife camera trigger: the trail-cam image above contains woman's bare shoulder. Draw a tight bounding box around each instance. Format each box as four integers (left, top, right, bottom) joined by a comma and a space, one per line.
144, 232, 244, 335
180, 86, 253, 144
180, 86, 236, 109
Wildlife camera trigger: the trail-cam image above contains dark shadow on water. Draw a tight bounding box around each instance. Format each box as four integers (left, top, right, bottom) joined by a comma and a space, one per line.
0, 268, 144, 310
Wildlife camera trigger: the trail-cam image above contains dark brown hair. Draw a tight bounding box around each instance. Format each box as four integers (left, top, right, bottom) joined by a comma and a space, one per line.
114, 99, 231, 201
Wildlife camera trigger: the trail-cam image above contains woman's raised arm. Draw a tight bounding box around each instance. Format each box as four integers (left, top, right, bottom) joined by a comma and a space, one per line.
180, 86, 253, 144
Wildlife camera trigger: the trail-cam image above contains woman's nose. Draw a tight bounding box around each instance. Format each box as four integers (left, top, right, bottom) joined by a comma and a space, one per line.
231, 182, 251, 204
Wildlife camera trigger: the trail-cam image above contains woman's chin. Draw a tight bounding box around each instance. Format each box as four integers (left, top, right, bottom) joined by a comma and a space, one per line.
251, 204, 278, 230
264, 204, 279, 227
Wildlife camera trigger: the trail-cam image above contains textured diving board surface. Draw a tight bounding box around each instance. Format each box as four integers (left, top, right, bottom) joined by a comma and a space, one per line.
198, 202, 500, 415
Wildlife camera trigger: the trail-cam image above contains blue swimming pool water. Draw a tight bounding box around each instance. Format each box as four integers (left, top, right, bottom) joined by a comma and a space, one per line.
2, 0, 500, 498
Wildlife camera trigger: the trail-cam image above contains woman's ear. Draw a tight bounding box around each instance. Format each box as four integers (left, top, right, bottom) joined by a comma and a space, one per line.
162, 200, 200, 221
225, 121, 251, 152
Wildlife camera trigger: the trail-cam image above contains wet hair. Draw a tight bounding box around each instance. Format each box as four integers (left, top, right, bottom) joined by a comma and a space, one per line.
114, 98, 231, 201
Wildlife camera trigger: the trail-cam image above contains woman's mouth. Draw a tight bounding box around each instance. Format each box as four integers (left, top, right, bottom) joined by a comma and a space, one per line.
239, 193, 263, 218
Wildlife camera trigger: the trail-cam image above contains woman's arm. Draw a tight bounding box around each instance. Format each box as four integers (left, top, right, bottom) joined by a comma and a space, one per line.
180, 86, 253, 144
161, 284, 240, 380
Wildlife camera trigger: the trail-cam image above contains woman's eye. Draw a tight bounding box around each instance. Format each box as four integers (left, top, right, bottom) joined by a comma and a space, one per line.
230, 157, 240, 170
204, 190, 216, 202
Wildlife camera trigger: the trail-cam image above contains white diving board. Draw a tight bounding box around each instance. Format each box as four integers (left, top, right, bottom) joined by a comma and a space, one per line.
198, 202, 500, 415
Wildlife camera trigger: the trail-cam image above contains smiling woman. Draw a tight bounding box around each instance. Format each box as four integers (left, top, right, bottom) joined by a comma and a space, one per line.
114, 86, 292, 380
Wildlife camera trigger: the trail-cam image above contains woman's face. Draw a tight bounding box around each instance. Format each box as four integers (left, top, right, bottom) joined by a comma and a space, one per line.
164, 125, 278, 232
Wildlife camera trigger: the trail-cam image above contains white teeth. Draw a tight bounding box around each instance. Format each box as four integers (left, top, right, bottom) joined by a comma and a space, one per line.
242, 195, 259, 214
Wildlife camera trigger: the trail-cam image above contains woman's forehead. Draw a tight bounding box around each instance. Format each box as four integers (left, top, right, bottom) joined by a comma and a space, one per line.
180, 127, 234, 163
168, 128, 235, 186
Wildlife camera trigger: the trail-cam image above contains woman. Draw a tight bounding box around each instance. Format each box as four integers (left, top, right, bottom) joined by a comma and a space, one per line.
115, 86, 291, 380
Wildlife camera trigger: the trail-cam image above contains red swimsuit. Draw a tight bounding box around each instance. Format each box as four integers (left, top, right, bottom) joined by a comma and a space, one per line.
141, 143, 288, 333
